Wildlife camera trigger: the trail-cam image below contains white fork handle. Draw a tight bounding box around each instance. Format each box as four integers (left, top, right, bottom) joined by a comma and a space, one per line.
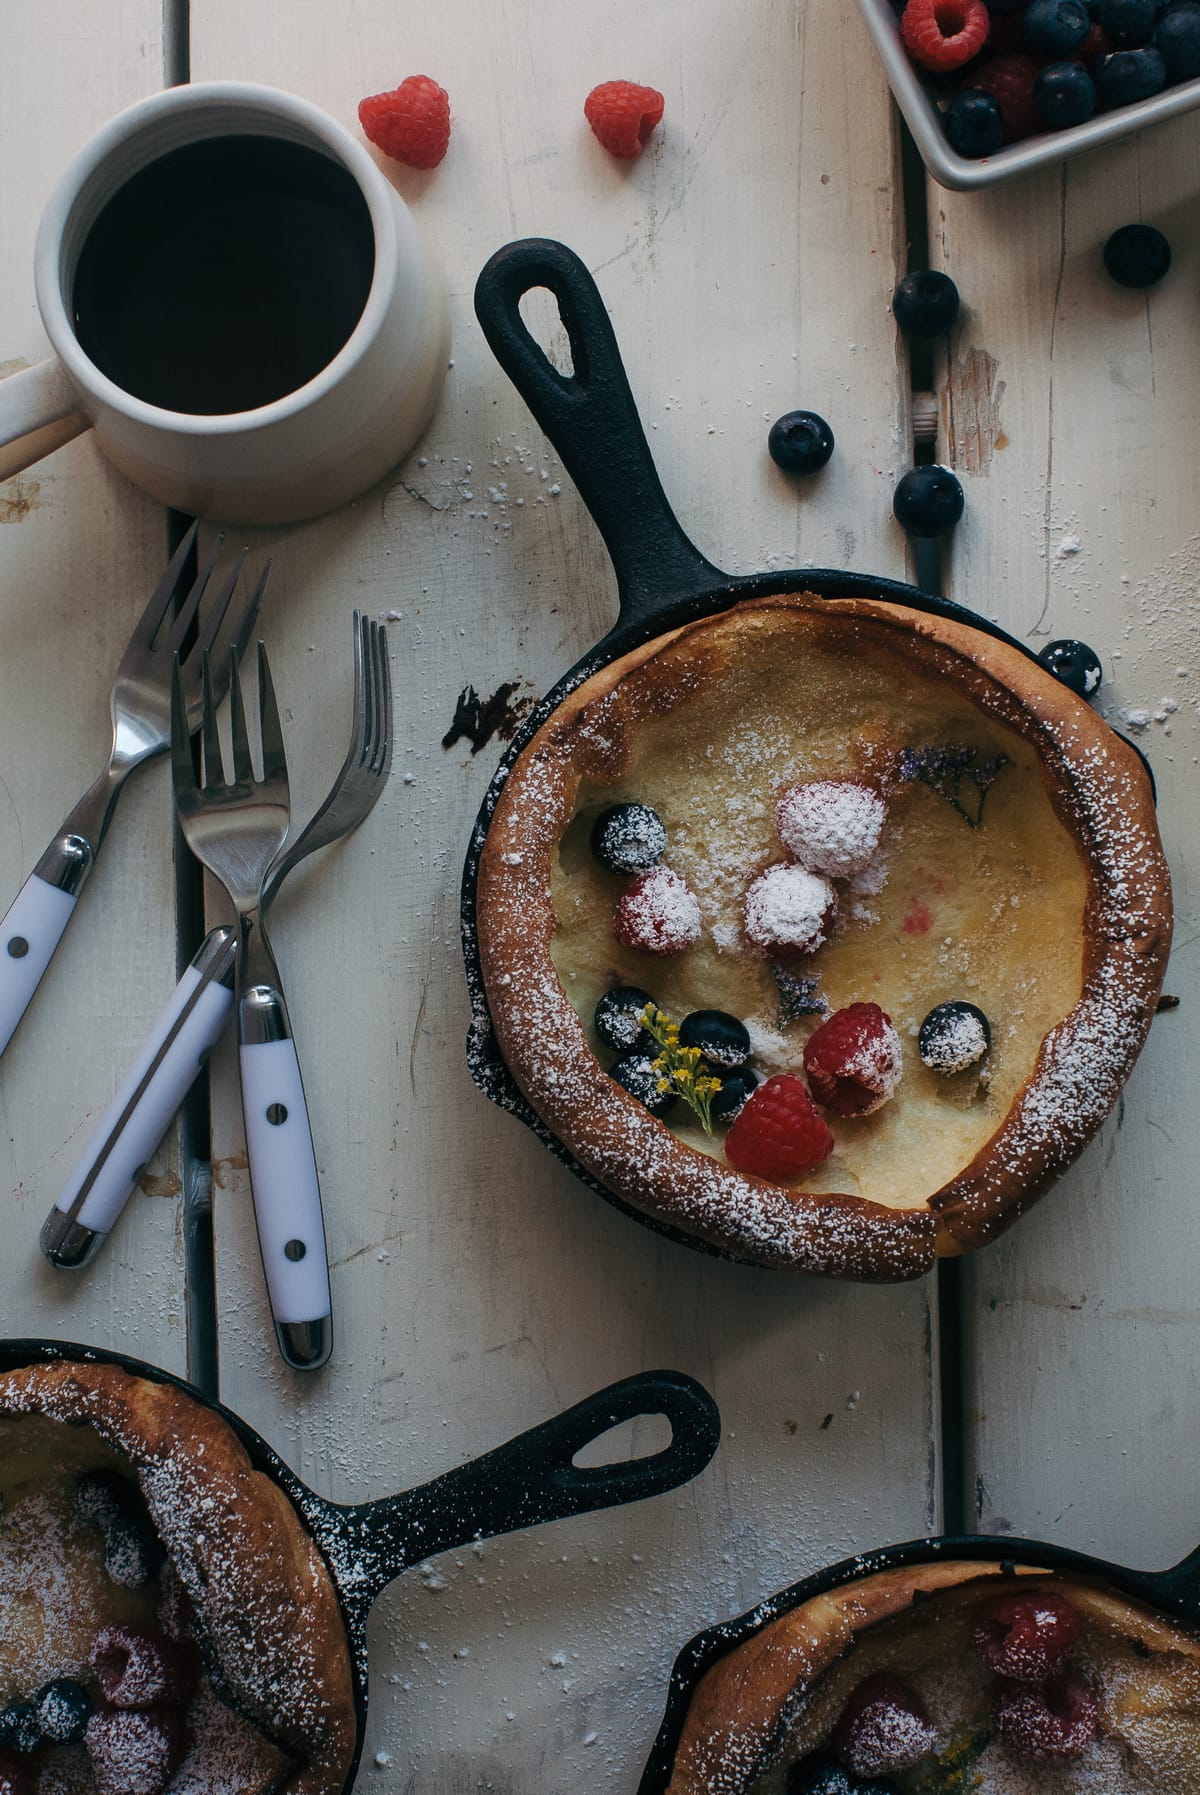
239, 1032, 332, 1369
42, 943, 236, 1266
0, 874, 78, 1057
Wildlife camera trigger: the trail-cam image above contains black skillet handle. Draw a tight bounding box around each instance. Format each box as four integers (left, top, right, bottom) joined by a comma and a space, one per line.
474, 239, 727, 634
337, 1371, 721, 1609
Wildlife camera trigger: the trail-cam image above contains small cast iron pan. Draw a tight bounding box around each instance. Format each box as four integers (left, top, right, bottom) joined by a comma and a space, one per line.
0, 1338, 720, 1793
637, 1528, 1200, 1792
463, 237, 1147, 1260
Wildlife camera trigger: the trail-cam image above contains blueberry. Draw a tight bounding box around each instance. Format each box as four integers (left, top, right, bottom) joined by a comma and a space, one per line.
891, 271, 961, 338
945, 90, 1005, 159
1095, 45, 1168, 102
1103, 222, 1172, 287
0, 1705, 40, 1756
1156, 3, 1200, 80
678, 1009, 751, 1069
590, 803, 667, 875
35, 1680, 92, 1746
768, 411, 835, 476
1034, 61, 1097, 126
1099, 0, 1159, 46
1024, 0, 1092, 56
594, 985, 654, 1054
711, 1067, 759, 1124
1037, 637, 1103, 697
73, 1470, 165, 1589
609, 1051, 675, 1117
892, 465, 964, 539
919, 1001, 992, 1074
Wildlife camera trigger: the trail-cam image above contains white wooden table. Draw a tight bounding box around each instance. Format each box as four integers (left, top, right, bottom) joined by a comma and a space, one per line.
1, 4, 1197, 1789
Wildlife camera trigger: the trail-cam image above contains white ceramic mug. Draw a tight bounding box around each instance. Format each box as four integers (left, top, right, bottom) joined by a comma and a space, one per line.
0, 82, 449, 525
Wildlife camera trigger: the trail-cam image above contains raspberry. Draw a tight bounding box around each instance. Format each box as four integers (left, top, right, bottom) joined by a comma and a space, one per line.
993, 1672, 1099, 1761
973, 1589, 1081, 1682
803, 1004, 903, 1117
901, 0, 991, 71
776, 781, 886, 879
612, 866, 701, 955
724, 1074, 833, 1180
744, 864, 836, 955
967, 52, 1040, 140
832, 1673, 937, 1777
584, 80, 665, 158
91, 1625, 193, 1710
86, 1705, 186, 1795
358, 75, 451, 170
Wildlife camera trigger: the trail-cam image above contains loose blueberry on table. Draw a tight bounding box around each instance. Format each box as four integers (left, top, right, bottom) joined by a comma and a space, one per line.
893, 465, 965, 539
891, 271, 960, 338
1103, 221, 1172, 287
768, 410, 836, 477
1036, 636, 1103, 695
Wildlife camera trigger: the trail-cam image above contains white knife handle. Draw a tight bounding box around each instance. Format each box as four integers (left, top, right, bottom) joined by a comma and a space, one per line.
0, 874, 78, 1057
239, 1033, 332, 1368
45, 948, 236, 1263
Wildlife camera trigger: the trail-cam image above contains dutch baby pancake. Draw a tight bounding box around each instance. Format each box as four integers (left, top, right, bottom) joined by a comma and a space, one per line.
476, 592, 1171, 1280
662, 1560, 1200, 1794
0, 1359, 356, 1795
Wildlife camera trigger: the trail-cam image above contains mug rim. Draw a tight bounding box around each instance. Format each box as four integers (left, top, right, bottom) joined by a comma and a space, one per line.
34, 80, 404, 436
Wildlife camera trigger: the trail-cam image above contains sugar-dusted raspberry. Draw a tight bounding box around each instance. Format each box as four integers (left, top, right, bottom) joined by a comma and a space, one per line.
612, 866, 701, 955
584, 80, 665, 158
967, 52, 1040, 140
832, 1672, 937, 1778
803, 1003, 903, 1117
724, 1074, 834, 1181
358, 75, 451, 170
744, 864, 836, 955
776, 781, 886, 880
973, 1588, 1081, 1682
901, 0, 991, 71
91, 1626, 193, 1711
85, 1705, 186, 1795
993, 1671, 1099, 1761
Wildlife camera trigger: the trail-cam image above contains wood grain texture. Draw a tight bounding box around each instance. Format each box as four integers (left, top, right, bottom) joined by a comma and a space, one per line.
188, 1, 939, 1788
929, 122, 1200, 1569
0, 5, 188, 1366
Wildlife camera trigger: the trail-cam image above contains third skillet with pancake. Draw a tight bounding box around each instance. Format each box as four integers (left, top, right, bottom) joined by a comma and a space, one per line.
463, 238, 1171, 1285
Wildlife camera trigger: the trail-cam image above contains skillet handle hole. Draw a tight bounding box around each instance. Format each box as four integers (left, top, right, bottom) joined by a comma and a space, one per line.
518, 287, 576, 378
572, 1412, 672, 1469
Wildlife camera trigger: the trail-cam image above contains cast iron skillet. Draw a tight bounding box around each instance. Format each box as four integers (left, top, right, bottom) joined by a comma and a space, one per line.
637, 1527, 1200, 1792
463, 237, 1146, 1260
0, 1338, 720, 1793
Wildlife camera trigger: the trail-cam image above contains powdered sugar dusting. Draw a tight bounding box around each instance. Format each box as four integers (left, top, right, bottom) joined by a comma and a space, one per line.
776, 781, 886, 879
744, 865, 836, 954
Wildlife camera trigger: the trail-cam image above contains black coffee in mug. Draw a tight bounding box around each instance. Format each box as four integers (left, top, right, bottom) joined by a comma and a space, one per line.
72, 135, 375, 415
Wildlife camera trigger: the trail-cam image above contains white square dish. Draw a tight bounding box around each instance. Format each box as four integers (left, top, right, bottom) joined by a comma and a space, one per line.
858, 0, 1200, 190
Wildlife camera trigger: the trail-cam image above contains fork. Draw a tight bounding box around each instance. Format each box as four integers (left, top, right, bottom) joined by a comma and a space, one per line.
42, 615, 391, 1274
0, 522, 265, 1059
173, 641, 332, 1372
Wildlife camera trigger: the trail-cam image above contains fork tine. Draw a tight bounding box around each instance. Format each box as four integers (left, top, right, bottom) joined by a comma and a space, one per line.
165, 530, 225, 654
365, 621, 384, 773
200, 650, 223, 789
357, 613, 374, 770
187, 549, 248, 666
136, 520, 200, 645
375, 622, 393, 779
257, 641, 287, 786
229, 562, 271, 663
169, 654, 197, 807
227, 645, 255, 786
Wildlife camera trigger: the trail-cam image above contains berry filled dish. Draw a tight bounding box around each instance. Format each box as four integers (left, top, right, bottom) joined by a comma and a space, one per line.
660, 1560, 1200, 1793
475, 592, 1171, 1281
0, 1359, 355, 1795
